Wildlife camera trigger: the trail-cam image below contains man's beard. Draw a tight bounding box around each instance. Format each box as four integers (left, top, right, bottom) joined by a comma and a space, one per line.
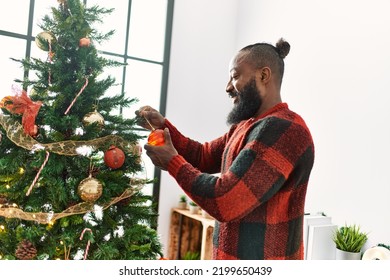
226, 79, 262, 125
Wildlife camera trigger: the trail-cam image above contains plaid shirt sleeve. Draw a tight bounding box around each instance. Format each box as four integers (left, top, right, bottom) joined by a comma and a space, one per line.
165, 119, 231, 174
167, 116, 314, 223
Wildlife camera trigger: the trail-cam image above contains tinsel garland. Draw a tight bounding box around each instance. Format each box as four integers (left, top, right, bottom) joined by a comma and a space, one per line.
0, 185, 143, 224
0, 114, 139, 155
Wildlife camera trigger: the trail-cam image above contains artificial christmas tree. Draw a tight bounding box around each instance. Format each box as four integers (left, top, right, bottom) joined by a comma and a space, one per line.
0, 0, 162, 260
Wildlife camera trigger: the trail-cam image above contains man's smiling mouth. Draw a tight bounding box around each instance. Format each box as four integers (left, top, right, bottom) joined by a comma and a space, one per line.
228, 91, 239, 104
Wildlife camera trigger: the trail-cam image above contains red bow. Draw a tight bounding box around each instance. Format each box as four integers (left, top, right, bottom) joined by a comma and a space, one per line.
0, 90, 42, 137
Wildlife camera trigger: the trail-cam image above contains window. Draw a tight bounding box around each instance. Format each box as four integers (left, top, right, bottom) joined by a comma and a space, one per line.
0, 0, 174, 205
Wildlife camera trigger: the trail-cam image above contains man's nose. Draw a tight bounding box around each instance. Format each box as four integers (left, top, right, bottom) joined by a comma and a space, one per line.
226, 80, 233, 93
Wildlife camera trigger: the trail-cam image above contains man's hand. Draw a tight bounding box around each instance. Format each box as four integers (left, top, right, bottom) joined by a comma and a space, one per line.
135, 106, 165, 131
144, 128, 178, 170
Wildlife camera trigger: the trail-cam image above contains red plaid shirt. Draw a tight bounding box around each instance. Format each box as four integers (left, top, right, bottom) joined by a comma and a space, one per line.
166, 103, 315, 260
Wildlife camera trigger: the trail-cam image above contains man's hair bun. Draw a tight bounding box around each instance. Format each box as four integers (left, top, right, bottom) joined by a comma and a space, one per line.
275, 38, 290, 59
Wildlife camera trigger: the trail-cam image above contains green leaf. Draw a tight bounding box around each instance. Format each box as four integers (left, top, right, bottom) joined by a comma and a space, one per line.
333, 224, 368, 252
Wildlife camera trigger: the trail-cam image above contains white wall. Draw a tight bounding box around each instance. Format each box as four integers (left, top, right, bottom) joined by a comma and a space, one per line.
157, 0, 239, 256
158, 0, 390, 255
234, 0, 390, 248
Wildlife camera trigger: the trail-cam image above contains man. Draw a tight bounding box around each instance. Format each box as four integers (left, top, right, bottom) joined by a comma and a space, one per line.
136, 38, 315, 260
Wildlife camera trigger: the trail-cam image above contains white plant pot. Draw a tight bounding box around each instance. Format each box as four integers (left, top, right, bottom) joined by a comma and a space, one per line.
177, 202, 187, 209
336, 248, 361, 260
189, 205, 199, 214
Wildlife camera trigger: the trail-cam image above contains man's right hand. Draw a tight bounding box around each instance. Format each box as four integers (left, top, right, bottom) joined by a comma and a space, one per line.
135, 106, 165, 131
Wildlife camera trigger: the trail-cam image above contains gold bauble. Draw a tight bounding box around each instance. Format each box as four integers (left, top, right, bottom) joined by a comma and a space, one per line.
35, 31, 57, 51
77, 176, 103, 202
82, 110, 105, 127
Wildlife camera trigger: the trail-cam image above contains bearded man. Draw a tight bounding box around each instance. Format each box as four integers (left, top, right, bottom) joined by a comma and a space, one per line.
136, 38, 315, 260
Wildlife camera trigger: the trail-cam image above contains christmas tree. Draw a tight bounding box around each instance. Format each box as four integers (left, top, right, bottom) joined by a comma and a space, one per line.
0, 0, 162, 260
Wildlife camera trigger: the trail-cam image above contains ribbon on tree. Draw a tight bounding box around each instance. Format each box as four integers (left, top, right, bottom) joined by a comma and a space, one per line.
80, 228, 93, 260
0, 115, 139, 156
0, 89, 42, 137
0, 183, 145, 224
64, 77, 89, 115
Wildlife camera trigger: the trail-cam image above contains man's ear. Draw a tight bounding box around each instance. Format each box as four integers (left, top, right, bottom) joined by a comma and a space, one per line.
256, 67, 272, 84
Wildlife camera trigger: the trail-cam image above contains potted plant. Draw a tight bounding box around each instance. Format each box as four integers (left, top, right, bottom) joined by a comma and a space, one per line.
333, 224, 368, 260
183, 251, 200, 260
188, 201, 199, 214
177, 195, 187, 209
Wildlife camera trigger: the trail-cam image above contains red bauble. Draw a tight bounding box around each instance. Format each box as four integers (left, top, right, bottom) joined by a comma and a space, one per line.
79, 37, 91, 47
104, 145, 125, 169
147, 129, 165, 146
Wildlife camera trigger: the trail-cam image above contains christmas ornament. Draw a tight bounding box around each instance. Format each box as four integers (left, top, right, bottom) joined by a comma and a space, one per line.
77, 175, 103, 202
82, 110, 104, 127
0, 89, 42, 137
26, 151, 50, 196
35, 31, 56, 51
104, 145, 125, 169
64, 77, 89, 115
49, 51, 55, 60
79, 228, 93, 260
79, 37, 91, 47
15, 240, 37, 260
143, 115, 165, 146
147, 129, 165, 146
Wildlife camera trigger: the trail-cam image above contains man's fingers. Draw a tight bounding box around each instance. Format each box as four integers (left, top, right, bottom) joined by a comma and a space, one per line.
163, 128, 172, 145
